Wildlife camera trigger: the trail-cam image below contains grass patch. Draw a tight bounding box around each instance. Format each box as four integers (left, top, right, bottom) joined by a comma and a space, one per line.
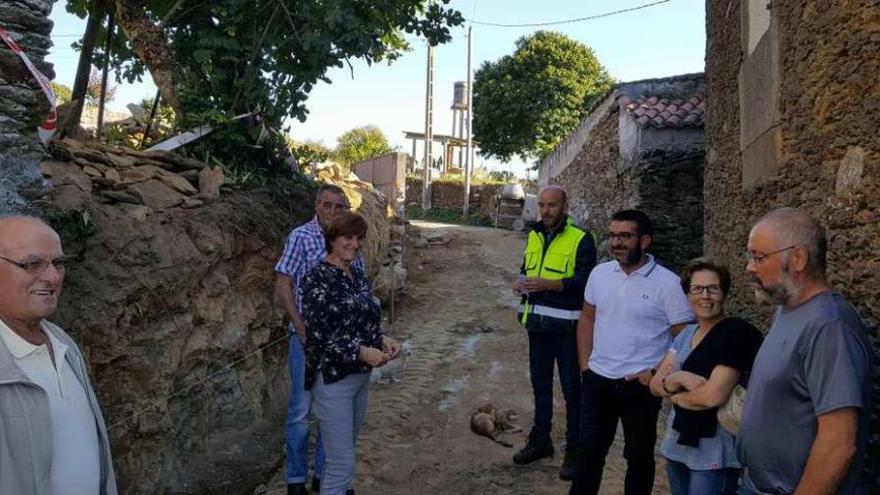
405, 205, 494, 227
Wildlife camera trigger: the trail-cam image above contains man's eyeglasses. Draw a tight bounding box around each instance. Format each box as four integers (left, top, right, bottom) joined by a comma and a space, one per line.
688, 284, 723, 295
744, 245, 797, 266
608, 232, 638, 241
320, 201, 350, 212
0, 255, 69, 274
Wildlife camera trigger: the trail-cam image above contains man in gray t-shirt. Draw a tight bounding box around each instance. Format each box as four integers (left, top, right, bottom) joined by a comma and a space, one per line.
737, 208, 873, 495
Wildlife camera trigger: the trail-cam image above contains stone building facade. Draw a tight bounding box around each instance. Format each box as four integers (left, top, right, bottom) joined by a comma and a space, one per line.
0, 0, 55, 213
705, 0, 879, 486
541, 74, 706, 272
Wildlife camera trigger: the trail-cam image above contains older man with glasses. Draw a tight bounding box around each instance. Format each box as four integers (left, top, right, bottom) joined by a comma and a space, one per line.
274, 184, 365, 495
0, 215, 117, 495
736, 207, 873, 495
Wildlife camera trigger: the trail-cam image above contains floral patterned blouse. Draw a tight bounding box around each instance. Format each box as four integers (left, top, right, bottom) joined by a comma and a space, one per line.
301, 261, 383, 389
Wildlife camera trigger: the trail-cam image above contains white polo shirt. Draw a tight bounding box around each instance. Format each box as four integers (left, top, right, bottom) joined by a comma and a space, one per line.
584, 255, 694, 379
0, 319, 101, 495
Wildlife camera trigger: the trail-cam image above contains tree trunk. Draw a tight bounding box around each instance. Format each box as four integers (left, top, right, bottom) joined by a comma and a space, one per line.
114, 0, 183, 119
60, 0, 107, 138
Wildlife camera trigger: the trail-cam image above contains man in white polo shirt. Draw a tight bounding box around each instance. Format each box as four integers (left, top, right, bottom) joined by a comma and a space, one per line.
569, 210, 693, 495
0, 216, 117, 495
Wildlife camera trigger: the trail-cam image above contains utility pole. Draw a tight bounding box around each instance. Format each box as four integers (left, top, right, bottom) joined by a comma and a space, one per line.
421, 38, 434, 210
463, 25, 474, 217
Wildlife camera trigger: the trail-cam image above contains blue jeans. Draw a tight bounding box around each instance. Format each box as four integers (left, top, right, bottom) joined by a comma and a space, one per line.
528, 330, 581, 444
666, 459, 740, 495
312, 372, 371, 495
287, 333, 325, 483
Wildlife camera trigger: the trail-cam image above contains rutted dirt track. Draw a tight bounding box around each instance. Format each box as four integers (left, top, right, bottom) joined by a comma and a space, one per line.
263, 221, 670, 494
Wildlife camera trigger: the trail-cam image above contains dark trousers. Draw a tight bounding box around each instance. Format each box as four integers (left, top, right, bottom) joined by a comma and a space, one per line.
570, 369, 662, 495
527, 330, 581, 445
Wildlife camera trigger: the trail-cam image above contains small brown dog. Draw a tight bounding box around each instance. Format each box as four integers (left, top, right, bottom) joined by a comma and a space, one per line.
469, 403, 522, 448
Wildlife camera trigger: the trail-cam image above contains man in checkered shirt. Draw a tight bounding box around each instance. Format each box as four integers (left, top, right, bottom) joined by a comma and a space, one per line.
275, 184, 365, 495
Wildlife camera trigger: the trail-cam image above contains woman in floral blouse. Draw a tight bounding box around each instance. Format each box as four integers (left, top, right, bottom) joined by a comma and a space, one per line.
301, 211, 400, 495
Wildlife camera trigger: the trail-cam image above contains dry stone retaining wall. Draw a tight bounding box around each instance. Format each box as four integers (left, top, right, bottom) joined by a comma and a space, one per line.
0, 0, 55, 213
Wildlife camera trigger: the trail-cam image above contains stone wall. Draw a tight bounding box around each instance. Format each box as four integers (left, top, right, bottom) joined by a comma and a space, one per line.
553, 104, 704, 272
704, 0, 879, 487
405, 177, 500, 218
0, 0, 55, 213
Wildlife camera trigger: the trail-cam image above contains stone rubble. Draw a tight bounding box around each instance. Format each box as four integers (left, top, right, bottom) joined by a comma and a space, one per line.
42, 138, 224, 211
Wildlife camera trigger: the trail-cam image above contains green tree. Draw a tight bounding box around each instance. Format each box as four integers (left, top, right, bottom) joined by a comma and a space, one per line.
472, 31, 614, 162
66, 0, 463, 167
51, 82, 72, 105
334, 125, 392, 165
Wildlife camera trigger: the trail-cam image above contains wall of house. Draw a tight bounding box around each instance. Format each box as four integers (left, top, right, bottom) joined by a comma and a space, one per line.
352, 152, 407, 212
704, 0, 879, 486
553, 106, 704, 272
0, 0, 55, 213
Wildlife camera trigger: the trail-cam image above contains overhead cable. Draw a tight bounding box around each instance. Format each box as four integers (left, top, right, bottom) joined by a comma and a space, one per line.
466, 0, 671, 27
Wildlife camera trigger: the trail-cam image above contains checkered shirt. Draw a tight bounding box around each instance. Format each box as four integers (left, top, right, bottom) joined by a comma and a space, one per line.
275, 216, 366, 314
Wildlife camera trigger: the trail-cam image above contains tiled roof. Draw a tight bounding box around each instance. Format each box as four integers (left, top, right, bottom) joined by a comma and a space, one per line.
619, 94, 705, 129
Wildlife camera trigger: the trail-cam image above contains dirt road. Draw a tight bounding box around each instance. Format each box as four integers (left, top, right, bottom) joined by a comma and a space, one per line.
261, 221, 670, 494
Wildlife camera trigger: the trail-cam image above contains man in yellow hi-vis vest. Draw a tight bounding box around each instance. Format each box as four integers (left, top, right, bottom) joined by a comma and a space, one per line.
512, 185, 596, 481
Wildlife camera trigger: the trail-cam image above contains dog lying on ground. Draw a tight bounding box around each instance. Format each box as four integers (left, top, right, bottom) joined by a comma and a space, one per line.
469, 403, 522, 447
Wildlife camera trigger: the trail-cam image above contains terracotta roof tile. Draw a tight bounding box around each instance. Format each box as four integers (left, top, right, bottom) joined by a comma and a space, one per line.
620, 93, 705, 129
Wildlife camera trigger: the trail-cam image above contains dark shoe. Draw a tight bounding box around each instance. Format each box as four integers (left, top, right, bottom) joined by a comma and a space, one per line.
287, 483, 307, 495
513, 431, 554, 465
559, 444, 579, 481
346, 490, 355, 495
310, 477, 320, 493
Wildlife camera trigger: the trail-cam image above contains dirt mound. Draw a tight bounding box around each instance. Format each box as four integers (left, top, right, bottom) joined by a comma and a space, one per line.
39, 144, 395, 494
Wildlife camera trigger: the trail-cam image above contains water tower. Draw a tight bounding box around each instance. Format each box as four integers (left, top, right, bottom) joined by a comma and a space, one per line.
450, 81, 468, 169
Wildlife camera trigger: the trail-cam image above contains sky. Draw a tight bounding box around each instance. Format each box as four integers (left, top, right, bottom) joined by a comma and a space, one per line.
46, 0, 706, 177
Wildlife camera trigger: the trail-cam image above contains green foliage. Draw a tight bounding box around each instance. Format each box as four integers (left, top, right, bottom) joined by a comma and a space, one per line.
67, 0, 463, 167
286, 137, 332, 169
334, 125, 392, 165
405, 205, 493, 227
51, 82, 72, 104
472, 31, 614, 162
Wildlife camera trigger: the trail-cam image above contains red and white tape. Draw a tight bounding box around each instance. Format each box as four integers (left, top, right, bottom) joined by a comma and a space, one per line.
0, 26, 57, 146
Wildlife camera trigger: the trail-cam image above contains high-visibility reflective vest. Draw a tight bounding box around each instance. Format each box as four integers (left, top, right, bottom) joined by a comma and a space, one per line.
519, 218, 587, 327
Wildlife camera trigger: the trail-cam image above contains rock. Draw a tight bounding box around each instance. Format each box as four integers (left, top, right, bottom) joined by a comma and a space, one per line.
119, 165, 161, 184
105, 152, 136, 169
99, 189, 144, 205
119, 203, 153, 221
103, 168, 122, 185
414, 237, 428, 248
82, 165, 103, 177
52, 184, 90, 211
198, 166, 224, 199
127, 179, 187, 209
127, 103, 148, 124
40, 160, 93, 193
156, 169, 198, 195
181, 198, 204, 209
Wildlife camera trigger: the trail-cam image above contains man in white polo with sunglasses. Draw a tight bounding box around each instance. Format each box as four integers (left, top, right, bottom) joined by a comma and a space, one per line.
0, 215, 117, 495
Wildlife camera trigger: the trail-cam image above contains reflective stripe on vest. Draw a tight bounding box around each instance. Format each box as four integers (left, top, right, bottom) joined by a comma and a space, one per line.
518, 304, 581, 321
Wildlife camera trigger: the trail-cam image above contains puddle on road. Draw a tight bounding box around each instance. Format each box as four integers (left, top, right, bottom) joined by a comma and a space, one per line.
455, 334, 482, 358
438, 375, 470, 412
488, 360, 503, 379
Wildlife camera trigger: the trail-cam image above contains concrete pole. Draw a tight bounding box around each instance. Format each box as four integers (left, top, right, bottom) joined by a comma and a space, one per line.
421, 39, 434, 210
463, 25, 474, 217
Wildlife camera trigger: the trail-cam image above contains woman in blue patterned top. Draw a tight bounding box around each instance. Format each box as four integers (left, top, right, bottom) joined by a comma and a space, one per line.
649, 258, 763, 495
301, 212, 400, 495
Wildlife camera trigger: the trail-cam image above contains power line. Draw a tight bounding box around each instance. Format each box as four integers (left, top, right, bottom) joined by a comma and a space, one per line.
466, 0, 670, 27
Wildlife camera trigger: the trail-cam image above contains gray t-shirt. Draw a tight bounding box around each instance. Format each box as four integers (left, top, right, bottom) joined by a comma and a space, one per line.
737, 292, 873, 494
